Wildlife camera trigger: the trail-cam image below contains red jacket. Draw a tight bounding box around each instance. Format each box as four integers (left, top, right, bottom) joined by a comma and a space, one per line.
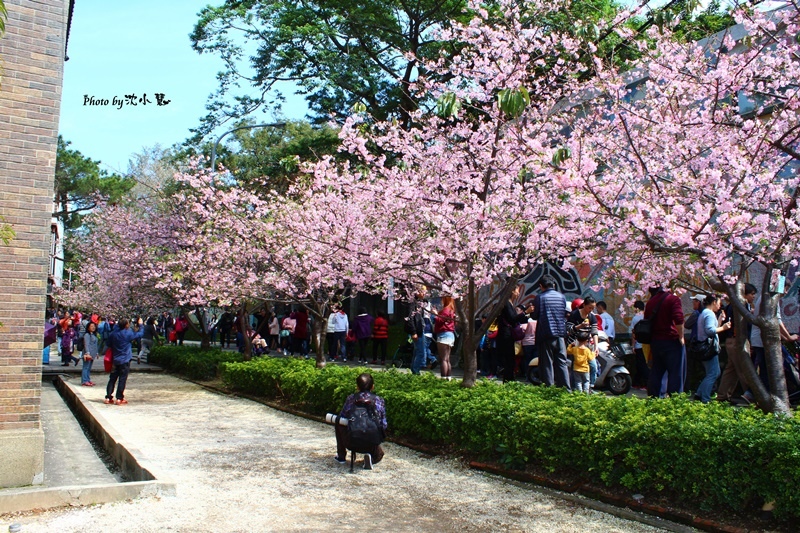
175, 317, 189, 333
434, 307, 456, 333
644, 290, 684, 341
372, 316, 389, 339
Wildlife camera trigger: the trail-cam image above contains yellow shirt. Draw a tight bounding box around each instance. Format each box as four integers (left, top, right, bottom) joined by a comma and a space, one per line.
567, 344, 595, 373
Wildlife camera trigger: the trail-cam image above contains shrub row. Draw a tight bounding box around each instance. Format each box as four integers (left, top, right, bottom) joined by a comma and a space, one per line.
149, 345, 242, 380
151, 347, 800, 519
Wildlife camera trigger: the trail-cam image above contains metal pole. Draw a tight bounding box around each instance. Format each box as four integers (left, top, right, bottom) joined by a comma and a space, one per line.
209, 122, 288, 170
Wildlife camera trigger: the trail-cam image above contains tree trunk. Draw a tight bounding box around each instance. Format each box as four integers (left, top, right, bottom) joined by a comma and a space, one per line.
311, 308, 327, 369
238, 306, 252, 360
182, 307, 211, 350
194, 306, 211, 350
457, 276, 519, 388
720, 274, 792, 416
460, 277, 478, 387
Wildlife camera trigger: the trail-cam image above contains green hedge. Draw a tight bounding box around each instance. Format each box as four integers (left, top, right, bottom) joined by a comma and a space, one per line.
216, 356, 800, 519
149, 345, 243, 380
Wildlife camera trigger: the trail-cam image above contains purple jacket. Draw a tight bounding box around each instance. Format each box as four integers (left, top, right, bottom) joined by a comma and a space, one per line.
354, 314, 374, 340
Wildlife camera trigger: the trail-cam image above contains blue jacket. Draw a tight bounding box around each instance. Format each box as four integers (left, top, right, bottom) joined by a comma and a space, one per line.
108, 326, 145, 365
533, 288, 567, 340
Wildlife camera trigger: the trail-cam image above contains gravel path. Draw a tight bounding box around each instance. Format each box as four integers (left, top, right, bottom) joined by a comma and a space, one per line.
9, 374, 672, 532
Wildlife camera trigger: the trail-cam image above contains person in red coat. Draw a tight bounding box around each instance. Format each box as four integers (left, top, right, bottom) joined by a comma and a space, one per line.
644, 286, 685, 397
371, 311, 389, 364
293, 308, 310, 358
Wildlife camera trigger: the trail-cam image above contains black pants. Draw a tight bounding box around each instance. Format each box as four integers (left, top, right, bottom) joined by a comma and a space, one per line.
634, 348, 649, 387
106, 362, 130, 400
372, 338, 387, 362
335, 424, 384, 464
358, 338, 369, 361
480, 346, 497, 376
220, 328, 232, 347
294, 336, 308, 356
327, 333, 337, 359
497, 337, 516, 383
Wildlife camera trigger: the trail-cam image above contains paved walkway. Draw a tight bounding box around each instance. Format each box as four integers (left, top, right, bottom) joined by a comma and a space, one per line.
8, 374, 673, 532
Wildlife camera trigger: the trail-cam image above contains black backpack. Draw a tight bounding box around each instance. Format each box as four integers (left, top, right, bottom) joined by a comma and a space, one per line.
633, 293, 666, 345
347, 394, 384, 453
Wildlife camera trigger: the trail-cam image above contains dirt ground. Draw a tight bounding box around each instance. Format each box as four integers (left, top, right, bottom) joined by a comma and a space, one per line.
3, 374, 674, 533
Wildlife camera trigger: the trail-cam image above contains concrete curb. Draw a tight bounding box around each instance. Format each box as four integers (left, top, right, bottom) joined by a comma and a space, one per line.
0, 481, 166, 515
0, 377, 176, 515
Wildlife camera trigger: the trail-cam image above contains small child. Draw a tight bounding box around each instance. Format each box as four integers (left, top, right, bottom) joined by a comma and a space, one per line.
567, 330, 596, 393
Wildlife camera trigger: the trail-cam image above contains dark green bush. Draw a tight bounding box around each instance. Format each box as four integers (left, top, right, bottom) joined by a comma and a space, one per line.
193, 353, 800, 519
149, 345, 242, 380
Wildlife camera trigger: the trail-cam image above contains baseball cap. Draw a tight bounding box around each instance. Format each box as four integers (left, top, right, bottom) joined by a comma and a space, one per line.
690, 294, 706, 302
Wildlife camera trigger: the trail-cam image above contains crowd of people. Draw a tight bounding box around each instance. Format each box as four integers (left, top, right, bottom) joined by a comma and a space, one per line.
47, 275, 800, 406
47, 310, 149, 404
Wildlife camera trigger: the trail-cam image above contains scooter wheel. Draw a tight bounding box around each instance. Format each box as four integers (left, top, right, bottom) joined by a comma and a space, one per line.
391, 358, 403, 369
608, 374, 632, 395
527, 365, 542, 386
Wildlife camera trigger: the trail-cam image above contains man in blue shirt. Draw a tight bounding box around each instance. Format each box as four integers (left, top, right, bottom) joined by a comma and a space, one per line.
105, 318, 144, 405
532, 275, 570, 390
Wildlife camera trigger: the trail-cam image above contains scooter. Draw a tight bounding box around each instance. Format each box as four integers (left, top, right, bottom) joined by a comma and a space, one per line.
527, 332, 632, 395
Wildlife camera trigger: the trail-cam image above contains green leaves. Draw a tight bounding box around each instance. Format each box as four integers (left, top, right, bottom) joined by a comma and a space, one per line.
436, 92, 461, 118
552, 146, 572, 167
577, 23, 600, 42
0, 0, 6, 37
497, 87, 530, 119
0, 215, 14, 246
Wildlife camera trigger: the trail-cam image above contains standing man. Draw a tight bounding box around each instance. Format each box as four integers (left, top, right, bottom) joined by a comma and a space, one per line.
596, 301, 615, 341
645, 286, 685, 397
105, 318, 145, 405
409, 287, 427, 375
419, 298, 438, 368
332, 304, 350, 361
532, 275, 570, 389
218, 310, 233, 349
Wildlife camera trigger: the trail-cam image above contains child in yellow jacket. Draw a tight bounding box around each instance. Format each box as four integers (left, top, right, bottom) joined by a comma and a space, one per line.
567, 330, 596, 393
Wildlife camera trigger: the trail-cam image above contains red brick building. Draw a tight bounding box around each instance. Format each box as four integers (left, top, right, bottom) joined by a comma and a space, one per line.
0, 0, 72, 487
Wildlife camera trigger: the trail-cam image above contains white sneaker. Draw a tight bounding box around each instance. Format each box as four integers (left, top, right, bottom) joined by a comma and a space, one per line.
363, 453, 373, 470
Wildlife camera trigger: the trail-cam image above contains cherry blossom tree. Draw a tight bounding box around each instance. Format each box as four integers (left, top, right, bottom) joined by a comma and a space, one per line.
291, 0, 626, 386
558, 3, 800, 414
56, 203, 176, 318
170, 161, 373, 363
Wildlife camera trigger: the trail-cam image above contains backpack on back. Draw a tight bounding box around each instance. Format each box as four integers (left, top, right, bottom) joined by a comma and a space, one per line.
633, 293, 666, 345
347, 394, 383, 453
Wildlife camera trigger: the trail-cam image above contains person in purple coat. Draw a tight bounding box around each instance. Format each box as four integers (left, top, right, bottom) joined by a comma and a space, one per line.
60, 319, 79, 366
353, 307, 374, 364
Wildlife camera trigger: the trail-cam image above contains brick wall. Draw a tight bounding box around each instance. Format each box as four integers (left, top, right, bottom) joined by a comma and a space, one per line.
0, 0, 67, 485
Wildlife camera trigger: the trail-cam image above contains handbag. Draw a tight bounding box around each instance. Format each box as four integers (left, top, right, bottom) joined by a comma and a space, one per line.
689, 337, 719, 361
103, 348, 113, 372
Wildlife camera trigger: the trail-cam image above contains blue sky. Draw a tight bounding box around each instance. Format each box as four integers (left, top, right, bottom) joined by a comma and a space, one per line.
59, 0, 307, 174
